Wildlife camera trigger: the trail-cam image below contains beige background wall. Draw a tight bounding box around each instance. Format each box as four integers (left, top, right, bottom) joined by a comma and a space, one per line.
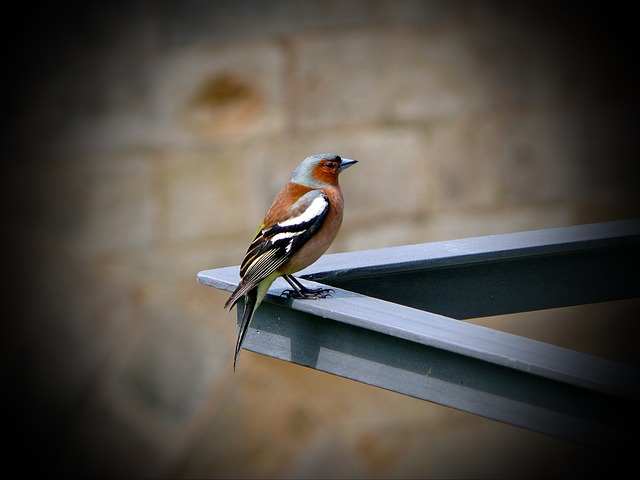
7, 2, 639, 477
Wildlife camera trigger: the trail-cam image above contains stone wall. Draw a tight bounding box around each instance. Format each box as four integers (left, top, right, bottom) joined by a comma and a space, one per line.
8, 2, 638, 477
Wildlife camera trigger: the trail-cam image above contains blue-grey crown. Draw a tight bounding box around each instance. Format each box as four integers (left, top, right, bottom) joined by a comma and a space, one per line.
290, 153, 341, 187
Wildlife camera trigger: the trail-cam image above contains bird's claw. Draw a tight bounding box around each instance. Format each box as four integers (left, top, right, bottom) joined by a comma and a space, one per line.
280, 288, 334, 300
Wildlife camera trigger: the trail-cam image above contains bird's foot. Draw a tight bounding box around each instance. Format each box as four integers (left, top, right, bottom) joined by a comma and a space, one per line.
281, 274, 334, 299
280, 287, 334, 300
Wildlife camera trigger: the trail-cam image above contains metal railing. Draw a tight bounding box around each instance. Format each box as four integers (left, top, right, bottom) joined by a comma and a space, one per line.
197, 219, 640, 448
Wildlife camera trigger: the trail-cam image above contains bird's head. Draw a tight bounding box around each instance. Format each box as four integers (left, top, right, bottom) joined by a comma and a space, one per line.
291, 153, 357, 188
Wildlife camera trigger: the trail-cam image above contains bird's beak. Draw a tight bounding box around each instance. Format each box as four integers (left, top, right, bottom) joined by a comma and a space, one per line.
338, 158, 358, 171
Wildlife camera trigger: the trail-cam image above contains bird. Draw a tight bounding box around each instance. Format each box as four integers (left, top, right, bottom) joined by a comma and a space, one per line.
224, 153, 357, 369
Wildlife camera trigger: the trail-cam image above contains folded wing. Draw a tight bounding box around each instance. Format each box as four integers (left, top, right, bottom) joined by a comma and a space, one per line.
224, 190, 330, 309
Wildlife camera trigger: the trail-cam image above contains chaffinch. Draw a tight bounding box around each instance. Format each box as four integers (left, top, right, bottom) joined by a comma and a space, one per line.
225, 153, 357, 369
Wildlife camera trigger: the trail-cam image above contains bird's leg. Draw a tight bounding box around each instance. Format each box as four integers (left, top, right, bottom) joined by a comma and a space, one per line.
281, 275, 334, 299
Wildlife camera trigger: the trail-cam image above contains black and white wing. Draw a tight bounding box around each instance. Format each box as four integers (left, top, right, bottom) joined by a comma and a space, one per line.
224, 190, 330, 309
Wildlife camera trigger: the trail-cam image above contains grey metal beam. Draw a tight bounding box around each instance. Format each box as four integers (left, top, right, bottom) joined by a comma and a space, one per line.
197, 220, 640, 448
298, 219, 640, 319
197, 274, 638, 449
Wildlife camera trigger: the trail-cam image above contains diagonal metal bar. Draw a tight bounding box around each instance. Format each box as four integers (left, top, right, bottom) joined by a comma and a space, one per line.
297, 219, 640, 318
197, 220, 640, 448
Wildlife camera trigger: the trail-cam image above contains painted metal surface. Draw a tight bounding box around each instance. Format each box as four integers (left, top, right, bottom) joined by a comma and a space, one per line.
197, 220, 640, 447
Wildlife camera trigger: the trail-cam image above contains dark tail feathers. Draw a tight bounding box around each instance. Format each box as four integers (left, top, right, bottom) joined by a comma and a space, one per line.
233, 288, 258, 370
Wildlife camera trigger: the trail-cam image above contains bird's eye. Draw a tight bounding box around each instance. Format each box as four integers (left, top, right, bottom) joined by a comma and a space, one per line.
325, 161, 335, 169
